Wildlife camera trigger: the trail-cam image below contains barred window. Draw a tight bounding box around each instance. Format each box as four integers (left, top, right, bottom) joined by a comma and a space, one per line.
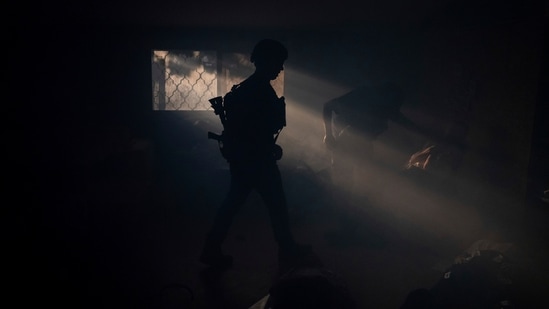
151, 49, 285, 111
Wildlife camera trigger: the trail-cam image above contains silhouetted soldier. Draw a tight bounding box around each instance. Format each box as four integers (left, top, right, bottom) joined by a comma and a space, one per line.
323, 81, 422, 189
201, 39, 311, 269
322, 81, 436, 240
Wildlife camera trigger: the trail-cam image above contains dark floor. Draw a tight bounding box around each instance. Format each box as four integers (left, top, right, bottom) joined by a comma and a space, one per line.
20, 140, 549, 309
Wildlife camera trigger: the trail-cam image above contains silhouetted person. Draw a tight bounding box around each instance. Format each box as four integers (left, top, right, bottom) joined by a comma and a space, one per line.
323, 80, 459, 192
200, 39, 311, 270
323, 81, 423, 188
322, 81, 436, 242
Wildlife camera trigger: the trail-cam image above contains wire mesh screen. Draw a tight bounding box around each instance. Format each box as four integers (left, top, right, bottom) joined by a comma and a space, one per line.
152, 50, 218, 111
151, 49, 284, 111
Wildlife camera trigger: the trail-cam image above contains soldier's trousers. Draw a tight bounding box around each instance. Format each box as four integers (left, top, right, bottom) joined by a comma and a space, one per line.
203, 159, 294, 251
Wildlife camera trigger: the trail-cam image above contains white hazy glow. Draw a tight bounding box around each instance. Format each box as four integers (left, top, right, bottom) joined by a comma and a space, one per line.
279, 67, 485, 246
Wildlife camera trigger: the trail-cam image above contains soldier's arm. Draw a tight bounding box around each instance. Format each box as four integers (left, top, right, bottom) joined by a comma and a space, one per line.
323, 99, 340, 149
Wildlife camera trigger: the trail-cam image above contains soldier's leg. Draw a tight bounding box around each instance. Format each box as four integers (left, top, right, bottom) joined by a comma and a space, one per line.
256, 161, 313, 266
200, 163, 253, 268
256, 161, 294, 246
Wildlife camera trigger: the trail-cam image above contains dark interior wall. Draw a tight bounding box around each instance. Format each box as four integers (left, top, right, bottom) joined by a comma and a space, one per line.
414, 19, 545, 195
413, 19, 546, 232
527, 17, 549, 206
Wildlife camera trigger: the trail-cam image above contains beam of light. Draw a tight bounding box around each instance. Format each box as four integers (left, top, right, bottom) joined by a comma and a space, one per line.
280, 66, 487, 246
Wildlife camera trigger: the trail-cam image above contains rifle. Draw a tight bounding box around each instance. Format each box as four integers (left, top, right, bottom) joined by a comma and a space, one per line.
207, 95, 231, 160
207, 96, 226, 142
207, 131, 223, 141
209, 96, 226, 127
